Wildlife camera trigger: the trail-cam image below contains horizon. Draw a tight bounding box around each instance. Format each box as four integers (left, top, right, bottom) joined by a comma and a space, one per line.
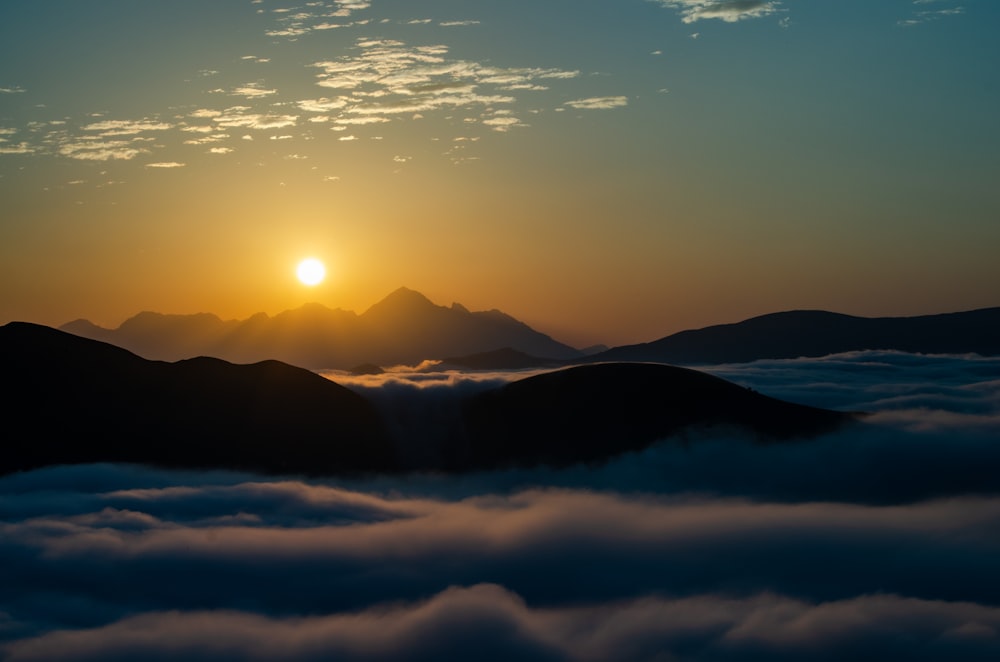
2, 1, 998, 348
44, 285, 1000, 353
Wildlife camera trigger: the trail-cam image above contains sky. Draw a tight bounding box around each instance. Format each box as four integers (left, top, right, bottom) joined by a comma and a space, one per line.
3, 350, 1000, 660
1, 0, 998, 348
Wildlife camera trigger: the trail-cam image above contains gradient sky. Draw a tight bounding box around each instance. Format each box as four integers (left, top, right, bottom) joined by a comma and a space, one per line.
1, 0, 998, 347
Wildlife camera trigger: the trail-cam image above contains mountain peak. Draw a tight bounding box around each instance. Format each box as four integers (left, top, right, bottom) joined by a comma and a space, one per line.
362, 287, 438, 318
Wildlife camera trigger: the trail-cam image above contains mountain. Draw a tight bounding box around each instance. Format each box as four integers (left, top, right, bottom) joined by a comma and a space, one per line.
2, 323, 856, 477
60, 287, 582, 369
1, 322, 394, 477
590, 307, 1000, 365
434, 347, 564, 371
454, 362, 855, 471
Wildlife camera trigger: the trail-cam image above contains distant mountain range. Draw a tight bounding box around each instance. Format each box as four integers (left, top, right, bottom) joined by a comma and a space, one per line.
589, 307, 1000, 365
59, 292, 1000, 371
1, 322, 855, 477
61, 287, 583, 370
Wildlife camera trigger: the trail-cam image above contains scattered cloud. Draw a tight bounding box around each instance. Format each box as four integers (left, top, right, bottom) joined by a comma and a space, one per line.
899, 0, 965, 26
145, 162, 185, 168
0, 85, 26, 94
58, 140, 147, 161
652, 0, 783, 24
230, 82, 278, 98
82, 120, 173, 135
307, 38, 578, 129
212, 107, 298, 130
565, 96, 629, 110
0, 143, 34, 155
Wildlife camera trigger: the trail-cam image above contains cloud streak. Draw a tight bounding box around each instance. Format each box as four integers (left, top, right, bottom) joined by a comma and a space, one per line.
652, 0, 783, 24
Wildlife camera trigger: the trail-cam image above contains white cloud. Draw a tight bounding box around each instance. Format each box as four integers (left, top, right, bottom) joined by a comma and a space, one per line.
0, 142, 34, 154
565, 96, 629, 110
145, 162, 186, 168
652, 0, 782, 24
213, 108, 298, 129
0, 85, 26, 94
58, 140, 147, 161
82, 119, 173, 135
230, 82, 277, 98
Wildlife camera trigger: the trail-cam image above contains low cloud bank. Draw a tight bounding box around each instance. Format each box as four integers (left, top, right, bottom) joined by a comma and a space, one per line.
1, 351, 997, 659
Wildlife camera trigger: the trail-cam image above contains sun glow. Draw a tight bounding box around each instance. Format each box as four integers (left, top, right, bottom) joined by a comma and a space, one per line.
296, 258, 326, 286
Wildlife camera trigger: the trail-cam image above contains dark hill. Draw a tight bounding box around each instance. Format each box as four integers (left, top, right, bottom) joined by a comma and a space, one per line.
591, 307, 1000, 364
1, 322, 394, 477
2, 323, 856, 478
454, 362, 855, 471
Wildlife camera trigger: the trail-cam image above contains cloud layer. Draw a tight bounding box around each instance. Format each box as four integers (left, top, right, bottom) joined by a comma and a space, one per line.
1, 351, 999, 659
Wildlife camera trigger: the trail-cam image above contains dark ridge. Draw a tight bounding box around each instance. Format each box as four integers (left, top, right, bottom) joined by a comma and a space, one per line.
437, 347, 564, 371
590, 307, 1000, 365
455, 362, 856, 472
1, 322, 395, 477
3, 323, 856, 478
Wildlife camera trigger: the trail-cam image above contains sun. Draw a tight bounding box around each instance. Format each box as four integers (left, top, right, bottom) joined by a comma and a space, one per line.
296, 258, 326, 286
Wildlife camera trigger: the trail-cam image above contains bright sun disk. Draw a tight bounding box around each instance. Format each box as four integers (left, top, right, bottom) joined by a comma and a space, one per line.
296, 258, 326, 286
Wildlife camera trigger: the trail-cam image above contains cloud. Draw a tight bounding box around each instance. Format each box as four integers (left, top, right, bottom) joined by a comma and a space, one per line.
306, 38, 579, 129
899, 1, 965, 26
564, 96, 629, 110
652, 0, 783, 24
6, 585, 1000, 662
0, 142, 34, 155
230, 83, 278, 98
57, 140, 147, 161
144, 162, 185, 168
0, 85, 26, 94
2, 345, 999, 661
82, 120, 173, 135
212, 107, 298, 130
264, 0, 372, 39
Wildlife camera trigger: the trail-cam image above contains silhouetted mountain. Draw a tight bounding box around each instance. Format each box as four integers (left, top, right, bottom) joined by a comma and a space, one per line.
2, 323, 856, 478
60, 287, 582, 369
454, 362, 855, 471
591, 307, 1000, 364
435, 347, 563, 371
1, 322, 394, 477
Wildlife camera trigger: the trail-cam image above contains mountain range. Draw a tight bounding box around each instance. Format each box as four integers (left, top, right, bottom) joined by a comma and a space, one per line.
59, 290, 1000, 370
0, 322, 855, 477
61, 287, 582, 370
589, 307, 1000, 365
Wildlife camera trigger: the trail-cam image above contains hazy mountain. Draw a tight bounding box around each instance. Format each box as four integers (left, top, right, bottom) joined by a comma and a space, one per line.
60, 287, 583, 369
1, 322, 855, 477
591, 307, 1000, 365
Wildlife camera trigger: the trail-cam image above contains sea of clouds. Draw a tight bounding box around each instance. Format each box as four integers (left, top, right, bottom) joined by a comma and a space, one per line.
2, 351, 998, 661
